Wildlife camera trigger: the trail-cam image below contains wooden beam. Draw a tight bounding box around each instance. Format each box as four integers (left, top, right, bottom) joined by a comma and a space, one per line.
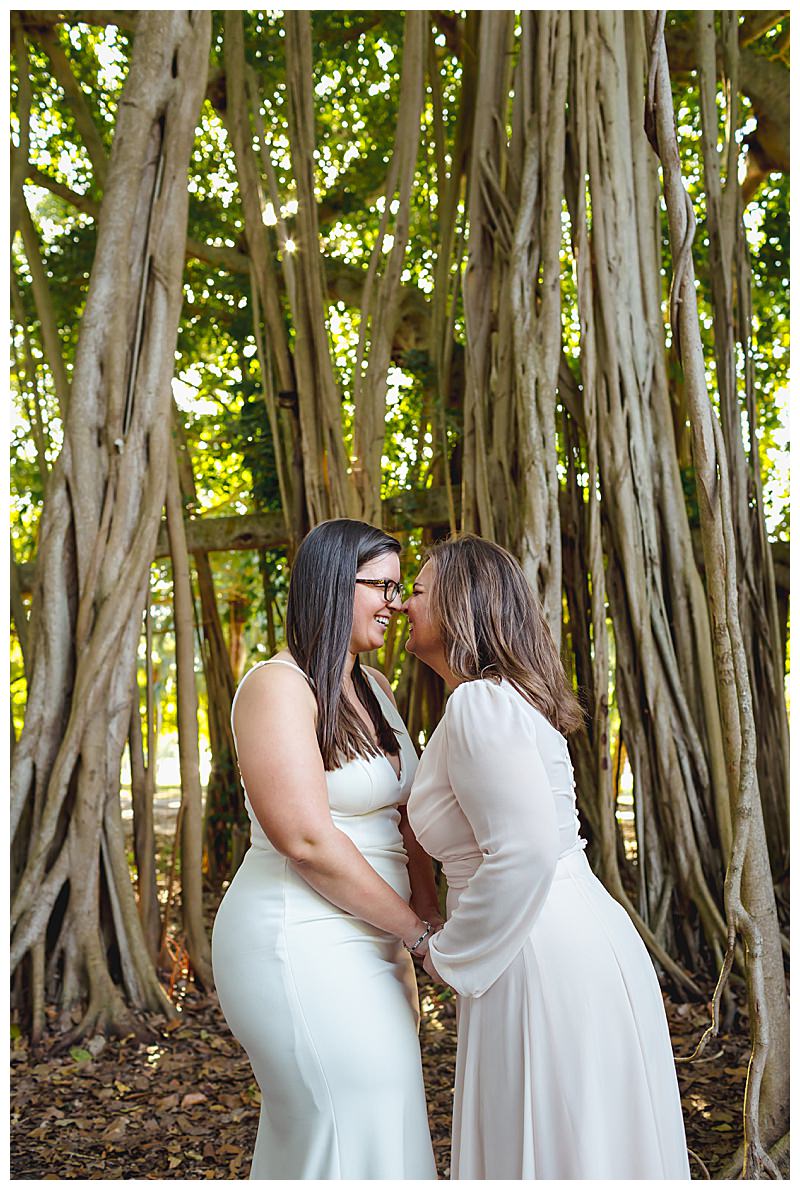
148, 486, 456, 555
15, 487, 458, 592
15, 490, 789, 596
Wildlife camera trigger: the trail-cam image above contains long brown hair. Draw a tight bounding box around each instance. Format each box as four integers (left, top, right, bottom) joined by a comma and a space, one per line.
426, 534, 584, 735
285, 519, 401, 770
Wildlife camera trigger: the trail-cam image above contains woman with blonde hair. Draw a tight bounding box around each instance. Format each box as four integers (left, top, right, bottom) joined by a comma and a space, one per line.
405, 533, 689, 1179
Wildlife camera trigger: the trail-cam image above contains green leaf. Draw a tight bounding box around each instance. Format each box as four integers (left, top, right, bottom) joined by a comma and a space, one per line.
68, 1046, 93, 1063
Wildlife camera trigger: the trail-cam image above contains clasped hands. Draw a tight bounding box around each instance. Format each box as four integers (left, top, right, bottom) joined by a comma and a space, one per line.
409, 914, 448, 985
422, 946, 444, 983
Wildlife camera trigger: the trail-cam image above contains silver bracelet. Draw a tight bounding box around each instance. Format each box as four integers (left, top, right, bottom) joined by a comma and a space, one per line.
404, 920, 433, 954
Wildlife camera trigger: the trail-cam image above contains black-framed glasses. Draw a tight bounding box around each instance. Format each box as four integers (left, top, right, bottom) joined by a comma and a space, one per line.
355, 577, 404, 603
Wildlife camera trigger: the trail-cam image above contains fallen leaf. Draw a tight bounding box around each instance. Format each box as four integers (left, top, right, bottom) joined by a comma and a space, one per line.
99, 1118, 128, 1143
11, 932, 756, 1181
181, 1091, 208, 1109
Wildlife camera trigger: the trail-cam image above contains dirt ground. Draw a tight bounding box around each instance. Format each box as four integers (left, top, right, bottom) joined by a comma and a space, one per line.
10, 960, 761, 1180
12, 801, 781, 1179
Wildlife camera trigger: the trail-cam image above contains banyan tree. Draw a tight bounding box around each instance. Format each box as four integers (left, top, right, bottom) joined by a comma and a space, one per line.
10, 10, 789, 1176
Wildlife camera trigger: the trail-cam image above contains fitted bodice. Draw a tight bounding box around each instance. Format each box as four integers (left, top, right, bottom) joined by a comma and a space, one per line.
231, 659, 418, 862
408, 678, 585, 894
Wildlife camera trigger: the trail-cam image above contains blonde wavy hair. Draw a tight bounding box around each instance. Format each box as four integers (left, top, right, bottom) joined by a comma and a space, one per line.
425, 534, 584, 735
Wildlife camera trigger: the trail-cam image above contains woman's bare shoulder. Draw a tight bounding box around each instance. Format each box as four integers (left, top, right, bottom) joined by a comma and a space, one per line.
235, 655, 316, 712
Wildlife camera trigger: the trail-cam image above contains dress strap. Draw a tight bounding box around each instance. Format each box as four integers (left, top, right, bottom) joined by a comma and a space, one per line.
261, 657, 313, 683
363, 670, 397, 723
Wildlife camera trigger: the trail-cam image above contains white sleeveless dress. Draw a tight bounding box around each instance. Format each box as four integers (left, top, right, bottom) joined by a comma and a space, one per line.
407, 678, 690, 1180
211, 659, 436, 1180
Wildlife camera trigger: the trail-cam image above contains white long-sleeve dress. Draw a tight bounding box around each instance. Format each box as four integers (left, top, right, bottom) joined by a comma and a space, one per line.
407, 677, 690, 1180
212, 659, 436, 1180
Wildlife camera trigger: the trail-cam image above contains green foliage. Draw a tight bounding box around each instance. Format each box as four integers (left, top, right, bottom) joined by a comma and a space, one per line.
9, 12, 790, 750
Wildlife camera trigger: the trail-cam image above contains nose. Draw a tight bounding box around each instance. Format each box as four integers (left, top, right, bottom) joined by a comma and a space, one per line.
387, 589, 406, 612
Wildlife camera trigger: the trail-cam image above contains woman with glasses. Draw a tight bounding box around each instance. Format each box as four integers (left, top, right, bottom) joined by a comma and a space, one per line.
405, 534, 690, 1179
212, 519, 439, 1180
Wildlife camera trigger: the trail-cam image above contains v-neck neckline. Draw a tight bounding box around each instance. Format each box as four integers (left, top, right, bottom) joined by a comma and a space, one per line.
351, 748, 404, 786
383, 748, 404, 785
350, 681, 403, 783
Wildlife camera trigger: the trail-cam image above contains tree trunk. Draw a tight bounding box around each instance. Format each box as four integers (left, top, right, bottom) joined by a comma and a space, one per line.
562, 11, 728, 978
646, 11, 789, 1168
16, 204, 70, 419
10, 543, 30, 675
128, 665, 161, 963
10, 11, 211, 1040
165, 441, 214, 991
172, 413, 244, 889
283, 11, 356, 522
221, 11, 303, 547
10, 272, 51, 492
351, 12, 427, 524
696, 11, 789, 882
460, 11, 514, 538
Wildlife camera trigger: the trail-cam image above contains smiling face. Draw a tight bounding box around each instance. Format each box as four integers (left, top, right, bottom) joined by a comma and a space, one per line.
349, 551, 403, 654
404, 560, 447, 674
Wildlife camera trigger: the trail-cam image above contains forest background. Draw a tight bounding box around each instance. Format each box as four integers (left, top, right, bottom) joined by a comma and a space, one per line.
9, 8, 790, 1180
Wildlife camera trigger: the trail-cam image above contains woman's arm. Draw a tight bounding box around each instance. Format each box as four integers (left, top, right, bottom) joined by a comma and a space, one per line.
399, 807, 444, 927
425, 681, 560, 998
234, 665, 427, 949
422, 947, 444, 983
